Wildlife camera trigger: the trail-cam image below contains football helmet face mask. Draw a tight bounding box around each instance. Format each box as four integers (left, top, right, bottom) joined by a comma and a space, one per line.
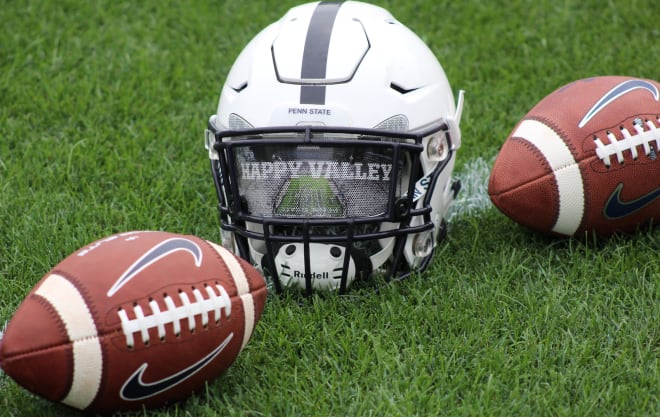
205, 1, 464, 295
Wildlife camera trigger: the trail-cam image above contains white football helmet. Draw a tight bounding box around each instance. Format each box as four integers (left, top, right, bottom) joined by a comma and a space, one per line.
205, 1, 464, 294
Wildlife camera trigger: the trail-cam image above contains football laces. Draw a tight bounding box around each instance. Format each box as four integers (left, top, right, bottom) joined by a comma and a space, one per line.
593, 117, 660, 167
117, 284, 232, 348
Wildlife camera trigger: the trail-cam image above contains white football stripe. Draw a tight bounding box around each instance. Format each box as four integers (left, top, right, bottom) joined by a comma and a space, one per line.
65, 338, 104, 408
207, 241, 256, 350
35, 274, 103, 410
513, 119, 585, 236
239, 294, 256, 350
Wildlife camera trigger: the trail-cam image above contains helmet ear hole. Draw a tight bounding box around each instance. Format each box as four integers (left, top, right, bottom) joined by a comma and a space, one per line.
427, 134, 450, 162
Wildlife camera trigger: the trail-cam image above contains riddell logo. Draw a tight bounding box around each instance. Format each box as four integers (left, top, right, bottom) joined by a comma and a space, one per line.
293, 270, 333, 280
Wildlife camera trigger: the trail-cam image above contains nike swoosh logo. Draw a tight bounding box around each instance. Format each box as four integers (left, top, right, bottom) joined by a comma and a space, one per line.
578, 79, 659, 128
604, 183, 660, 219
120, 333, 233, 401
107, 237, 203, 297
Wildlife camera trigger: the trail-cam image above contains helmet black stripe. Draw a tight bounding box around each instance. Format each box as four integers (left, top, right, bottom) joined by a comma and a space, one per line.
300, 1, 343, 105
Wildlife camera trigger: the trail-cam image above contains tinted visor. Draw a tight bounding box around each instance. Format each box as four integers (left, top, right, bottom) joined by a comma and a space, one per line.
231, 140, 408, 219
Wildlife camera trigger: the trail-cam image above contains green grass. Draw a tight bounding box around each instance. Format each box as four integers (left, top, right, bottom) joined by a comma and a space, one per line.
276, 176, 343, 217
0, 0, 658, 416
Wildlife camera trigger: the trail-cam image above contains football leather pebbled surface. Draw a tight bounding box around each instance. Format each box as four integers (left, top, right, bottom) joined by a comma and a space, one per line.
0, 231, 267, 414
488, 76, 660, 236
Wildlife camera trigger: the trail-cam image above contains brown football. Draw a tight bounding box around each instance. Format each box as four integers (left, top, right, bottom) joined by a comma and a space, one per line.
488, 76, 660, 236
0, 231, 267, 414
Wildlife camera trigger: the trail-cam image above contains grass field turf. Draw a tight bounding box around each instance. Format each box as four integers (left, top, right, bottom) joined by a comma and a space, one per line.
0, 0, 658, 416
275, 176, 344, 217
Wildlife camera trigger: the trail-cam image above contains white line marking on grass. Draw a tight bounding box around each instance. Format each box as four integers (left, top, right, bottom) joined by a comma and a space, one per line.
447, 156, 494, 222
